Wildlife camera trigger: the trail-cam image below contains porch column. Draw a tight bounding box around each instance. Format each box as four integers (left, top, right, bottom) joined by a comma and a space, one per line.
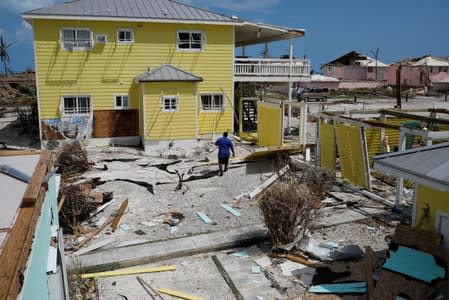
395, 130, 407, 206
264, 43, 269, 58
287, 35, 293, 131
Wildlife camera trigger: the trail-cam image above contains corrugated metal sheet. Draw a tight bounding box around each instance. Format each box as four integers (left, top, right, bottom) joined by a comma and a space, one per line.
23, 0, 236, 23
136, 64, 202, 82
319, 121, 336, 171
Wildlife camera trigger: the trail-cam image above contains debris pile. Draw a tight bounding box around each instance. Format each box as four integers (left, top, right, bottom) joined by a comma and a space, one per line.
56, 140, 89, 176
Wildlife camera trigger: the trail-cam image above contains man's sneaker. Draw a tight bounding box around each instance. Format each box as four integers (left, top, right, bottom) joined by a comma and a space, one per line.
219, 170, 223, 176
224, 167, 228, 172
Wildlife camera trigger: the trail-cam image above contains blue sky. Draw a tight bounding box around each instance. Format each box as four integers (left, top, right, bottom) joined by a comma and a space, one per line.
0, 0, 448, 73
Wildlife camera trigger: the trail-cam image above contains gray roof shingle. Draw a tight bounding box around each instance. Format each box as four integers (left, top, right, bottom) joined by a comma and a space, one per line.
23, 0, 237, 23
135, 64, 203, 82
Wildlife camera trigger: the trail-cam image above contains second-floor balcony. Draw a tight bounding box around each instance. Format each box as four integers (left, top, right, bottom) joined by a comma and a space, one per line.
234, 58, 311, 82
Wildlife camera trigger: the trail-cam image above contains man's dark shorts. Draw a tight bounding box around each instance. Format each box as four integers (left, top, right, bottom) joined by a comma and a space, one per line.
218, 157, 229, 165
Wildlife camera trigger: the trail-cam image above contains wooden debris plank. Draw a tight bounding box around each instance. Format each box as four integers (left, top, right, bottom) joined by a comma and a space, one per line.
0, 150, 41, 157
365, 246, 374, 300
57, 195, 65, 213
74, 217, 113, 250
81, 265, 176, 279
249, 165, 289, 204
112, 198, 129, 231
0, 186, 47, 299
309, 282, 367, 294
269, 253, 324, 268
196, 212, 211, 224
22, 151, 51, 206
158, 288, 205, 300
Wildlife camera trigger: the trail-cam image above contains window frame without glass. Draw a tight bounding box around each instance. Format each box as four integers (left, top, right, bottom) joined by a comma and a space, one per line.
60, 28, 93, 50
200, 93, 225, 112
62, 95, 91, 115
162, 96, 179, 112
176, 30, 204, 50
114, 94, 130, 110
117, 29, 134, 44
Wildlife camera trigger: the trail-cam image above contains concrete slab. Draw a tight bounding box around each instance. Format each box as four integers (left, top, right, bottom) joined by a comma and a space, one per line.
215, 253, 283, 299
314, 207, 371, 228
70, 224, 268, 272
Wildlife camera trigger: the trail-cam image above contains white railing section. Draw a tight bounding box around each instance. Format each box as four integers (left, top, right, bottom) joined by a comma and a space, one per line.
234, 58, 311, 77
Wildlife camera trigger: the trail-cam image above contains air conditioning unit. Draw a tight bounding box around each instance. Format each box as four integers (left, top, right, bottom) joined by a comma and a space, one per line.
95, 34, 107, 44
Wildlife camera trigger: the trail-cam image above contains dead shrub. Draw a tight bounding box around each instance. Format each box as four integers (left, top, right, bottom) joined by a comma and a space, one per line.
259, 181, 321, 247
59, 184, 97, 234
300, 167, 335, 198
68, 260, 102, 300
56, 140, 89, 176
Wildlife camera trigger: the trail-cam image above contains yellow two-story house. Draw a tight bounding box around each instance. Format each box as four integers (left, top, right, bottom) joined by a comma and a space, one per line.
23, 0, 310, 151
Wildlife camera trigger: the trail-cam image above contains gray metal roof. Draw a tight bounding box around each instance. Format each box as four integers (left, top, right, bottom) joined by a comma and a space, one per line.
136, 64, 203, 82
373, 142, 449, 192
23, 0, 237, 23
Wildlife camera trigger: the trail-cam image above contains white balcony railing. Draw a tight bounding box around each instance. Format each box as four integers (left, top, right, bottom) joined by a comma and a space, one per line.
234, 58, 311, 78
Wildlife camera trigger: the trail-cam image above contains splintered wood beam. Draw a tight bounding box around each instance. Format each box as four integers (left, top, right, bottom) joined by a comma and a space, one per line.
111, 198, 129, 232
22, 151, 52, 207
0, 150, 41, 157
380, 109, 449, 126
74, 217, 114, 250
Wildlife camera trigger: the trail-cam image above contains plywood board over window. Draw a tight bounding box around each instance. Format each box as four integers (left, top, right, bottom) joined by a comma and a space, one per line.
92, 110, 139, 138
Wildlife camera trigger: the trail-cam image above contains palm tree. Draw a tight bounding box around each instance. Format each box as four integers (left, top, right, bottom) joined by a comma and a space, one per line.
0, 35, 15, 77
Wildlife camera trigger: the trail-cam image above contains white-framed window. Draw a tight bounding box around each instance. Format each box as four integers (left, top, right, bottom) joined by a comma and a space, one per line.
162, 96, 178, 112
200, 94, 224, 111
114, 94, 130, 109
177, 31, 203, 50
117, 29, 134, 44
60, 28, 93, 50
62, 95, 91, 115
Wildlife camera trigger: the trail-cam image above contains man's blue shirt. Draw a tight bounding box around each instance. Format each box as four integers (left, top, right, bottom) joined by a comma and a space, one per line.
215, 136, 233, 158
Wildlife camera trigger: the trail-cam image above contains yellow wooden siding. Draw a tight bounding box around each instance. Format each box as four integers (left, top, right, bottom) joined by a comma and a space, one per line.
143, 82, 196, 140
416, 185, 449, 231
335, 122, 368, 188
34, 19, 234, 135
319, 121, 336, 171
257, 102, 282, 147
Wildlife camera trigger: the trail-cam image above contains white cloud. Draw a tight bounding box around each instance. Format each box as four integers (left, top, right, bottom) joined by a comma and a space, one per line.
187, 0, 281, 13
15, 21, 33, 44
0, 0, 59, 13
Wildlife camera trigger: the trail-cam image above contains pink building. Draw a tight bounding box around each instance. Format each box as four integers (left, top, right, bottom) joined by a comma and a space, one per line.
387, 56, 449, 90
322, 51, 389, 81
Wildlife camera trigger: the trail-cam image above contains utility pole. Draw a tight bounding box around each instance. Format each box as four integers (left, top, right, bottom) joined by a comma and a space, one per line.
369, 48, 380, 81
396, 66, 401, 109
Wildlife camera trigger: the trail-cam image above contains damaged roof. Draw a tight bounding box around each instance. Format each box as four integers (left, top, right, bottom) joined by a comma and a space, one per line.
373, 142, 449, 192
135, 64, 203, 82
391, 55, 449, 67
322, 51, 388, 67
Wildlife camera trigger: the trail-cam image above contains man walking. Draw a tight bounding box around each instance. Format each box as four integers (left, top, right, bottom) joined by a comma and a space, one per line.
215, 132, 235, 176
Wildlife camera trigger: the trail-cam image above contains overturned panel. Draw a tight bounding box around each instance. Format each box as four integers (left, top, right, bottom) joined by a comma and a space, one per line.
335, 122, 369, 189
93, 110, 139, 138
319, 120, 336, 171
257, 101, 283, 147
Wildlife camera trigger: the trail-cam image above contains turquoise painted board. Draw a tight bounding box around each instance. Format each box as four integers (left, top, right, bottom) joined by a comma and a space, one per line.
20, 175, 59, 300
309, 282, 367, 294
221, 204, 241, 217
196, 212, 211, 224
383, 246, 445, 283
